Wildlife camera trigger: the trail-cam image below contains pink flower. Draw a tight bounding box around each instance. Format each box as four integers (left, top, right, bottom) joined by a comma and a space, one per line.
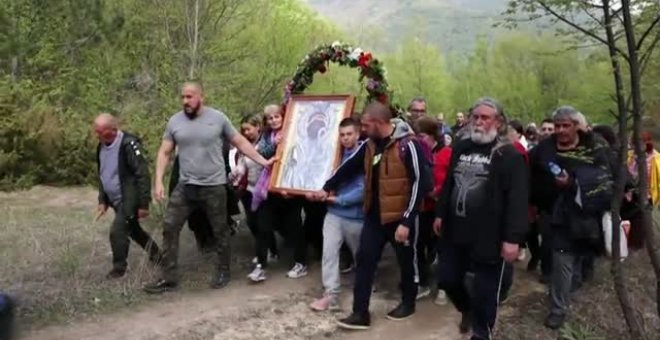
367, 79, 380, 91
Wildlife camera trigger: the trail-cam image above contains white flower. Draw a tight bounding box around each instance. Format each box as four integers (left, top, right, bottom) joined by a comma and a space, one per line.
349, 48, 363, 61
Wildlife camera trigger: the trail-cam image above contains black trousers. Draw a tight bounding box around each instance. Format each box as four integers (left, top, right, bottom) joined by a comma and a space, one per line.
256, 194, 304, 267
526, 220, 541, 265
109, 204, 161, 271
303, 200, 326, 260
417, 211, 436, 287
353, 219, 419, 315
241, 191, 278, 258
437, 242, 508, 340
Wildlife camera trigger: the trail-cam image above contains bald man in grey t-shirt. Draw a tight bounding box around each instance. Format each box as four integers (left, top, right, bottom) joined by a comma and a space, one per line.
164, 107, 236, 186
144, 82, 273, 294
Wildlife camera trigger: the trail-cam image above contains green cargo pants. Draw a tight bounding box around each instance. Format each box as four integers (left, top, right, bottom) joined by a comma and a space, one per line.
161, 183, 229, 283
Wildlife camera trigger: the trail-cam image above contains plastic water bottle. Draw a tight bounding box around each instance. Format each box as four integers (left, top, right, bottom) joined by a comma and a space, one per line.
548, 162, 562, 177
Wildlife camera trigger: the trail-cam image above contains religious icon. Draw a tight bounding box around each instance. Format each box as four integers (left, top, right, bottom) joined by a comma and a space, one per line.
270, 95, 355, 195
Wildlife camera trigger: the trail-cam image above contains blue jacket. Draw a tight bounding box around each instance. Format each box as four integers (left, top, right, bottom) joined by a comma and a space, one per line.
327, 144, 365, 221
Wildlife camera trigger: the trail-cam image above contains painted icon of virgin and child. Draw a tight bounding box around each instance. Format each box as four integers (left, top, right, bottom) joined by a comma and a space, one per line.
279, 100, 346, 191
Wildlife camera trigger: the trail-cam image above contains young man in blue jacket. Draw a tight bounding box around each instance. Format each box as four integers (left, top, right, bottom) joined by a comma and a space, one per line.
308, 117, 365, 312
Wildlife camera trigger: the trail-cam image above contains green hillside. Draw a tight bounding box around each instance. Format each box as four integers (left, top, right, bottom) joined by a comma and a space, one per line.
304, 0, 512, 52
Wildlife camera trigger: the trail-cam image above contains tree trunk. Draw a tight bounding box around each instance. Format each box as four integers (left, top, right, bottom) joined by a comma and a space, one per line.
10, 56, 18, 82
622, 0, 660, 319
602, 1, 647, 337
187, 0, 201, 79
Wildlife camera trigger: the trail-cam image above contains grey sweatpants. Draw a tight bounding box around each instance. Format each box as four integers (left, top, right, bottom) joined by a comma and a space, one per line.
550, 250, 583, 316
321, 213, 363, 296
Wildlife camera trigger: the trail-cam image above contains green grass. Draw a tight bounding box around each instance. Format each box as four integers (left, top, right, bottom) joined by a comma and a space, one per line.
560, 323, 605, 340
0, 186, 166, 328
0, 185, 261, 330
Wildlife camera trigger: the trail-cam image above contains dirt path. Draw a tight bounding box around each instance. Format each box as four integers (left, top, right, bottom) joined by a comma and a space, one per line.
22, 266, 464, 340
7, 187, 543, 340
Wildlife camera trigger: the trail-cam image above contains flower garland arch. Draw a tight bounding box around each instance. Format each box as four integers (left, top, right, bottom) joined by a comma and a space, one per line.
283, 41, 392, 106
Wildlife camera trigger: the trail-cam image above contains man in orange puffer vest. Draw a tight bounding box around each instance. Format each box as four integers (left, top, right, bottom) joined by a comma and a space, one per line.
313, 102, 433, 330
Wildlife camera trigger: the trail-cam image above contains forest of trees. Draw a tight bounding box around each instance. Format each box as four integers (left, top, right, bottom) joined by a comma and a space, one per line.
1, 0, 659, 190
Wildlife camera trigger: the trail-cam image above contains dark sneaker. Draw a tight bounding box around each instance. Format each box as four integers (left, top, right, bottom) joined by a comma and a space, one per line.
339, 249, 354, 274
143, 279, 178, 294
498, 290, 509, 304
210, 271, 231, 289
416, 286, 431, 300
539, 275, 550, 285
571, 279, 583, 293
459, 312, 472, 334
544, 313, 565, 330
526, 257, 539, 272
385, 304, 415, 321
106, 268, 126, 279
337, 312, 370, 330
340, 264, 354, 274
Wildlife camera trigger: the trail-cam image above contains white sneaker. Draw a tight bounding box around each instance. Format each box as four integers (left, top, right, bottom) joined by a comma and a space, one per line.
434, 289, 448, 306
286, 263, 308, 279
247, 264, 266, 283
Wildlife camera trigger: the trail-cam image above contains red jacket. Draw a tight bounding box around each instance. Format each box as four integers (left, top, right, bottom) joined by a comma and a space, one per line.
512, 141, 536, 221
433, 147, 452, 197
513, 141, 529, 164
420, 146, 453, 212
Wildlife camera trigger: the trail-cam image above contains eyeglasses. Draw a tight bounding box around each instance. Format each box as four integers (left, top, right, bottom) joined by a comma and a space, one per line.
410, 109, 426, 114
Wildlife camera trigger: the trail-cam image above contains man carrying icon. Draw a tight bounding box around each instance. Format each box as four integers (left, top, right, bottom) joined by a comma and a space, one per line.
312, 101, 432, 330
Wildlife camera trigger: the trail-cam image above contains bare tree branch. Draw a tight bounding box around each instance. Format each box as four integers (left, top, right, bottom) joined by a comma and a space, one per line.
532, 41, 604, 56
577, 0, 605, 27
535, 0, 631, 60
607, 108, 619, 119
637, 15, 660, 50
640, 30, 660, 75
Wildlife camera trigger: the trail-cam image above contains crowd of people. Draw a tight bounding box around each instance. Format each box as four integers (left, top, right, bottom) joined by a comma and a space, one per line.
4, 81, 658, 340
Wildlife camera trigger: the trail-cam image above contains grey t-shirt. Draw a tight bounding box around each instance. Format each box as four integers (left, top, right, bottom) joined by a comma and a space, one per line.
99, 130, 124, 206
164, 107, 238, 186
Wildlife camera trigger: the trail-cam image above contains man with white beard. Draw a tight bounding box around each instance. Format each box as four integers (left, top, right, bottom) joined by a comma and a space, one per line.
433, 98, 529, 340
